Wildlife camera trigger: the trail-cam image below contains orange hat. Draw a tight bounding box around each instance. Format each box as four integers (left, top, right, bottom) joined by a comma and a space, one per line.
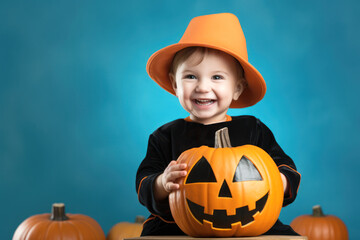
146, 13, 266, 108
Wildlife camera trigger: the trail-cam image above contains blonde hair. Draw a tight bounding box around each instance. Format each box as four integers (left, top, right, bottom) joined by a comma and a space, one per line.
169, 47, 247, 88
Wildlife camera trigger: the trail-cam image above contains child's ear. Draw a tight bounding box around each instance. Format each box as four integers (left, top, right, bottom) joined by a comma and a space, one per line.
169, 73, 178, 96
233, 79, 244, 100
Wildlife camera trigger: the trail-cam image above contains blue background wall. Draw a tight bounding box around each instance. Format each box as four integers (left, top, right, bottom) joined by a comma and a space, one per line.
1, 0, 359, 239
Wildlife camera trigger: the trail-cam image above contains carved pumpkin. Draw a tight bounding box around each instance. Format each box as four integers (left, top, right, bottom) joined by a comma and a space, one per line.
106, 216, 145, 240
169, 127, 283, 237
290, 205, 349, 240
13, 203, 105, 240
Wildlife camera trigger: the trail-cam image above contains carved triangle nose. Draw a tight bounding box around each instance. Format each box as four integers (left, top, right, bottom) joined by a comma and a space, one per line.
218, 180, 232, 198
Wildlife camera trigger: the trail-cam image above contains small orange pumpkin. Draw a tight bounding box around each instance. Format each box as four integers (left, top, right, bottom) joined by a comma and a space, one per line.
13, 203, 105, 240
291, 205, 349, 240
169, 127, 284, 237
106, 216, 145, 240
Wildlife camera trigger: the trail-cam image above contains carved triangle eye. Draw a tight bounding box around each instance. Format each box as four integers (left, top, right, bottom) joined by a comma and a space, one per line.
186, 157, 217, 184
232, 156, 263, 182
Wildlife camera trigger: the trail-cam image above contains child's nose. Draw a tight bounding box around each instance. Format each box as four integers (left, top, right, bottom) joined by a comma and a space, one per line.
195, 79, 211, 92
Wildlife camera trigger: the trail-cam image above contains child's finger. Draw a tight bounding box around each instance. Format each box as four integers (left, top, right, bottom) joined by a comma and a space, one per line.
165, 161, 183, 173
169, 163, 187, 172
168, 160, 177, 167
166, 182, 180, 191
166, 170, 187, 182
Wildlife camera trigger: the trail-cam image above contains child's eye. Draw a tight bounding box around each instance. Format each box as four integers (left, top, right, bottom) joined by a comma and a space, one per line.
212, 75, 224, 80
184, 74, 196, 79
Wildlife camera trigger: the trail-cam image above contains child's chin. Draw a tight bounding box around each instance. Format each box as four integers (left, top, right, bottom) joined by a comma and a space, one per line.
191, 114, 224, 125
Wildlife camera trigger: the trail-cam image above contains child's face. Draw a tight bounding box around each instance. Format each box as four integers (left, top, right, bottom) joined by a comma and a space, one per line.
171, 50, 243, 125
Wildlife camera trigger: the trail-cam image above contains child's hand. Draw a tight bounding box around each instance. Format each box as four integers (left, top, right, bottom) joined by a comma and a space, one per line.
154, 161, 187, 201
280, 173, 289, 196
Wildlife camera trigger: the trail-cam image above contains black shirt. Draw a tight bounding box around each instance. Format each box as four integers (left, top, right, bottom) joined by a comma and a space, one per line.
136, 115, 301, 236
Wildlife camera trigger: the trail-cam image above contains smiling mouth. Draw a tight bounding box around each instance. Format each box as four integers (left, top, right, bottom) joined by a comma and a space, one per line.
186, 192, 269, 229
194, 99, 215, 105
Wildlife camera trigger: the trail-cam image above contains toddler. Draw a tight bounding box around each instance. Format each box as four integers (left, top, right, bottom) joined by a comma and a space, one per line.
136, 13, 301, 236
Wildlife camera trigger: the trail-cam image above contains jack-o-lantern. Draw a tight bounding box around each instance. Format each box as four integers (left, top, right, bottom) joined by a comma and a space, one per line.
169, 127, 283, 237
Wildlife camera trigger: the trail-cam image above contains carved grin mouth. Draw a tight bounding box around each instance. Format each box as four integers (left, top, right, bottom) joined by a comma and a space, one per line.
186, 192, 269, 229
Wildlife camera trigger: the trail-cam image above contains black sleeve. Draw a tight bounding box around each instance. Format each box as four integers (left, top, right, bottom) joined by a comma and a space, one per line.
255, 118, 301, 207
135, 131, 174, 221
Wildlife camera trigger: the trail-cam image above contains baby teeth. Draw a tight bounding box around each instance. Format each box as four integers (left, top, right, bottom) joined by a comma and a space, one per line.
195, 99, 214, 105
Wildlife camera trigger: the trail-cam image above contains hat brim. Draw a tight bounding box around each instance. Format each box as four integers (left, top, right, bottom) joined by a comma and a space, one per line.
147, 43, 266, 108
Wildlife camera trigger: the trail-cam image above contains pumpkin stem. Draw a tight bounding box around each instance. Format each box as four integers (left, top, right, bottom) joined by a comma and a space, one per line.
312, 205, 325, 217
215, 127, 232, 148
135, 215, 145, 223
51, 203, 69, 221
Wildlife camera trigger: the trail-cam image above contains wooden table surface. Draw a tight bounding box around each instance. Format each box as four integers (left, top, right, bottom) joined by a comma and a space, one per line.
125, 236, 307, 240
